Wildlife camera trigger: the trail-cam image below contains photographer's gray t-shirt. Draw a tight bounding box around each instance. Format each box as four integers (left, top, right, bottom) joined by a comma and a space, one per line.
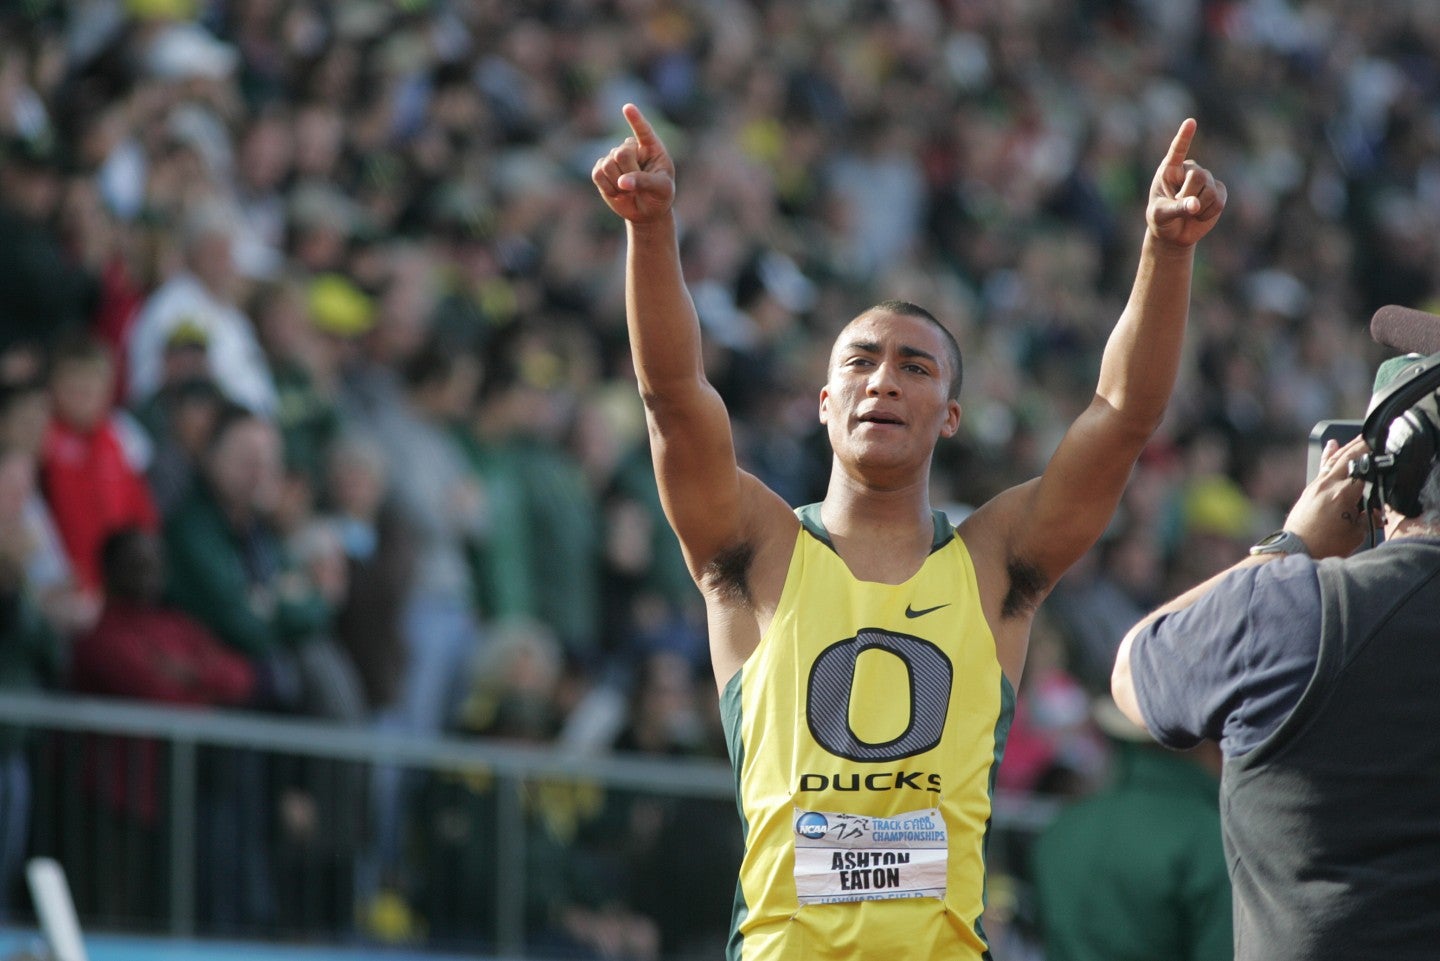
1129, 555, 1322, 758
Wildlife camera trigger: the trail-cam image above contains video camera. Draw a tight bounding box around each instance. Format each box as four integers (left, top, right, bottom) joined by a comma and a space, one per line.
1307, 419, 1362, 481
1314, 307, 1440, 527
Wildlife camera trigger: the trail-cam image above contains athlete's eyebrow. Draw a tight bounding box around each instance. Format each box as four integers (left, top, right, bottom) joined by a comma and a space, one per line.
897, 345, 940, 367
842, 339, 882, 355
840, 341, 940, 368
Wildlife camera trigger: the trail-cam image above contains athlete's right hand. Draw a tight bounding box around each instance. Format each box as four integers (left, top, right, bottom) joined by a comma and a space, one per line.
592, 103, 675, 224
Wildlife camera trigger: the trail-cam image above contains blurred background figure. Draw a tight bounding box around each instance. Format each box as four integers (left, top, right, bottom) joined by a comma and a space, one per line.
161, 403, 360, 932
0, 133, 98, 380
137, 364, 223, 516
360, 338, 488, 924
369, 339, 488, 735
74, 522, 259, 708
1031, 699, 1231, 961
0, 443, 63, 924
250, 273, 345, 488
0, 379, 98, 638
126, 202, 277, 415
40, 334, 158, 599
415, 618, 661, 961
69, 526, 260, 924
321, 432, 415, 718
611, 651, 737, 960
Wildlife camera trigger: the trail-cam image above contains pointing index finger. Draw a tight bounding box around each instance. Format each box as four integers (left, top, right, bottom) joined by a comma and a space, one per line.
1164, 118, 1198, 167
623, 103, 661, 150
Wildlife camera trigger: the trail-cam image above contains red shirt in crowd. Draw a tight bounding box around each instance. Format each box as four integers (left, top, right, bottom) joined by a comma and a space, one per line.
72, 601, 256, 707
40, 416, 158, 592
71, 601, 256, 823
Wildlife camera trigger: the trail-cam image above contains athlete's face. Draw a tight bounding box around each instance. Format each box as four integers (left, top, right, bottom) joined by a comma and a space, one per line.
820, 311, 961, 477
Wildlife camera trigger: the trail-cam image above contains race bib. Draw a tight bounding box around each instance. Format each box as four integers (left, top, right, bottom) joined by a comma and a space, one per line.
792, 806, 947, 905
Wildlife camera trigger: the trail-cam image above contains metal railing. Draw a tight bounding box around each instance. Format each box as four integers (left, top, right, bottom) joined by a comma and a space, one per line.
0, 693, 1057, 958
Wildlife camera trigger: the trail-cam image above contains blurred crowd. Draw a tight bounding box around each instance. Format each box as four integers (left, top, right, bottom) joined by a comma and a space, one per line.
2, 0, 1439, 957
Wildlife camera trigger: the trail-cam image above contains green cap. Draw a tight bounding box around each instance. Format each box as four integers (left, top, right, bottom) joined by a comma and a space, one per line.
1373, 353, 1425, 396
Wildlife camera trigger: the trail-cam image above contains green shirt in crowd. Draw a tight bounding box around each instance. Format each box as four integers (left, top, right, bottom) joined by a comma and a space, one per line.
1031, 741, 1232, 961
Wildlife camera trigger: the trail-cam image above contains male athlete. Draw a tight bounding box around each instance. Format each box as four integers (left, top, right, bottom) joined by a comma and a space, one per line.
593, 104, 1225, 961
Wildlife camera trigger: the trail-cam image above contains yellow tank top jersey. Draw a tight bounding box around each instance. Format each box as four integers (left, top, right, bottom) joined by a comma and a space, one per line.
720, 505, 1014, 961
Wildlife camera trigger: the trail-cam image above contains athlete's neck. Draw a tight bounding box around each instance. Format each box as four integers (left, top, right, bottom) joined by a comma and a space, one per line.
820, 472, 934, 546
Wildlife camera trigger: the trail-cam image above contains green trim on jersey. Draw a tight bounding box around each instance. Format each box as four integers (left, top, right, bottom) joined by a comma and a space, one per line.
721, 667, 750, 961
972, 672, 1016, 958
795, 503, 956, 555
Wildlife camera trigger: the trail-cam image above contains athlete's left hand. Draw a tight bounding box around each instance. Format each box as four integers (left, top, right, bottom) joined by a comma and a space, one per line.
1147, 119, 1226, 249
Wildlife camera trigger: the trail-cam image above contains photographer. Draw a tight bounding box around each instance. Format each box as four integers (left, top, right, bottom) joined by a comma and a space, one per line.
1112, 354, 1440, 961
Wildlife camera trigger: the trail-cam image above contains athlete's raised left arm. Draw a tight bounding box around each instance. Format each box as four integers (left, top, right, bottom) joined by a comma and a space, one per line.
983, 120, 1225, 590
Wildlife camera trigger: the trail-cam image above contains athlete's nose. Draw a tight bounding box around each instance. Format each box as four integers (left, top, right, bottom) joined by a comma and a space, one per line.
866, 362, 901, 397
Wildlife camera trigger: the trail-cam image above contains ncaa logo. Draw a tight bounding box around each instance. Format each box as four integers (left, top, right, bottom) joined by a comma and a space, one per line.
795, 811, 829, 840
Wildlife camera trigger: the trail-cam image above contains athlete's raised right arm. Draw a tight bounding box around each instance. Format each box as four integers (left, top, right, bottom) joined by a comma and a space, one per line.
592, 104, 759, 575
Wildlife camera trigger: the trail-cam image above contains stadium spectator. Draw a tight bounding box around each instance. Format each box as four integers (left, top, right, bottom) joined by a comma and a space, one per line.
0, 443, 63, 924
599, 461, 706, 665
0, 133, 98, 374
161, 401, 364, 931
321, 432, 415, 715
314, 433, 418, 938
249, 274, 345, 486
126, 202, 277, 414
417, 618, 661, 960
138, 367, 224, 516
368, 338, 487, 734
616, 652, 739, 959
39, 334, 159, 595
1046, 524, 1166, 695
69, 526, 260, 923
361, 338, 488, 921
455, 375, 539, 626
475, 335, 603, 660
336, 246, 433, 429
0, 379, 99, 637
74, 525, 259, 708
163, 403, 314, 654
276, 517, 370, 932
162, 402, 361, 719
1031, 699, 1231, 961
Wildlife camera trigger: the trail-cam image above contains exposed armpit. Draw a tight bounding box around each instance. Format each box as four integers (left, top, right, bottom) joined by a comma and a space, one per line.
1001, 554, 1050, 619
701, 541, 756, 607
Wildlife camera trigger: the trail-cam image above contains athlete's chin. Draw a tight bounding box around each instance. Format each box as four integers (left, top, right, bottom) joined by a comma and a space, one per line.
845, 445, 917, 477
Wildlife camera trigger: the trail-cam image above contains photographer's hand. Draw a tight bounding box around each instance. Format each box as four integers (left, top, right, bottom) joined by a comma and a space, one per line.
1283, 435, 1377, 558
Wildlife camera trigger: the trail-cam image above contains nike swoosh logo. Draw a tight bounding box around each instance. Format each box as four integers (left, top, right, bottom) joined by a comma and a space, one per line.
904, 603, 950, 618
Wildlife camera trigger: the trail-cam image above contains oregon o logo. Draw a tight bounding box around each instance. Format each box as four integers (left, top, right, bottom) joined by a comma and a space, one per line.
806, 628, 953, 762
795, 811, 830, 839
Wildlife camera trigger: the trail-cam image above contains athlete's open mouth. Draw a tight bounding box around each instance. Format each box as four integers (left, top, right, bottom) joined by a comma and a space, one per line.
858, 411, 905, 426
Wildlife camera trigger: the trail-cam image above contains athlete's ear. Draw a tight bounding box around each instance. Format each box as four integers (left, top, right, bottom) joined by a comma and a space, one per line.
939, 399, 961, 438
819, 385, 831, 424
